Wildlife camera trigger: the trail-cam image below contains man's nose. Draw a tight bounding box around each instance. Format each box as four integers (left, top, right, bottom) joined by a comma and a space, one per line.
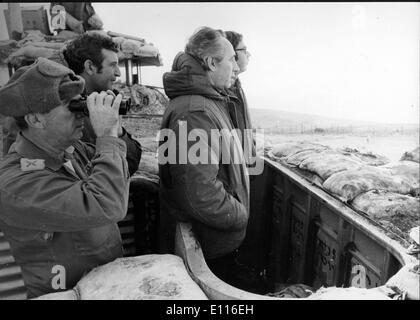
115, 66, 121, 77
233, 60, 240, 72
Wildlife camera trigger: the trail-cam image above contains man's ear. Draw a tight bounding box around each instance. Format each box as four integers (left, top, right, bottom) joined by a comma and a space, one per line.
204, 56, 217, 72
24, 113, 47, 129
84, 59, 97, 75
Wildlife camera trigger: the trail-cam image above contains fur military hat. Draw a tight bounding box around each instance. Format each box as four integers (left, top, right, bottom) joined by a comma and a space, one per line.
0, 57, 84, 117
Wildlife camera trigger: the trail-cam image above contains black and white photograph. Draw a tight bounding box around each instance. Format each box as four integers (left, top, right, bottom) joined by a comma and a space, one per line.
0, 2, 418, 305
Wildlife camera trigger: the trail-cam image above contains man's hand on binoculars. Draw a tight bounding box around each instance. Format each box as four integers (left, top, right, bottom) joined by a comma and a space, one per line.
87, 91, 122, 138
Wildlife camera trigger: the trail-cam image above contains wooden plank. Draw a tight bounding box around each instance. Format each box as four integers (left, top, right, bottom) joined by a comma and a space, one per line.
0, 241, 10, 252
335, 218, 351, 286
121, 213, 135, 222
0, 278, 25, 293
123, 246, 136, 256
0, 291, 27, 300
107, 31, 145, 43
118, 225, 135, 235
122, 237, 135, 246
5, 4, 23, 40
0, 264, 21, 279
0, 254, 15, 266
174, 222, 282, 300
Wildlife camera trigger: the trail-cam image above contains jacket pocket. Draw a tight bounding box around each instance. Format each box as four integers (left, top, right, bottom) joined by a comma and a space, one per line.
72, 224, 121, 256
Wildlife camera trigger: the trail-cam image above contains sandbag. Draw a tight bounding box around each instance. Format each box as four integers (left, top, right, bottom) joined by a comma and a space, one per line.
341, 147, 389, 166
137, 44, 160, 57
7, 45, 56, 62
400, 146, 420, 163
33, 290, 78, 300
308, 286, 392, 300
285, 148, 326, 166
0, 40, 18, 61
352, 190, 419, 220
121, 39, 143, 55
386, 263, 420, 300
76, 254, 208, 300
383, 161, 419, 196
323, 167, 412, 202
266, 284, 314, 298
129, 84, 168, 114
410, 226, 419, 245
269, 141, 328, 160
352, 190, 419, 242
299, 149, 365, 180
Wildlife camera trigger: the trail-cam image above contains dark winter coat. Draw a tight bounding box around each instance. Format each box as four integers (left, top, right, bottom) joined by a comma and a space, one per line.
159, 52, 250, 259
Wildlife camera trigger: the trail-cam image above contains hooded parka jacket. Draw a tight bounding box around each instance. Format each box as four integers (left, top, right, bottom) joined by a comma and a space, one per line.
159, 52, 250, 259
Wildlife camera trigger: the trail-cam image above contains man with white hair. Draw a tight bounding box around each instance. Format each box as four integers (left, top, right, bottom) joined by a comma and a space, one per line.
159, 27, 249, 284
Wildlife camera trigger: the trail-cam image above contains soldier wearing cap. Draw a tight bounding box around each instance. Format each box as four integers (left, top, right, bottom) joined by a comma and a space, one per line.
0, 58, 130, 298
2, 33, 142, 177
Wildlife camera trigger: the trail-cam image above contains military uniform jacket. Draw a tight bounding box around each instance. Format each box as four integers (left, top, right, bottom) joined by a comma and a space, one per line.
0, 133, 130, 298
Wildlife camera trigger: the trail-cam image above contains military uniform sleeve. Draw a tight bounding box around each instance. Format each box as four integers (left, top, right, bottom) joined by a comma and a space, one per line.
166, 112, 248, 231
81, 117, 141, 176
0, 137, 130, 232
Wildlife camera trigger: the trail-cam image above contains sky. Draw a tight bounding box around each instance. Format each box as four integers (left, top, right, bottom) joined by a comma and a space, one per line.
1, 2, 419, 124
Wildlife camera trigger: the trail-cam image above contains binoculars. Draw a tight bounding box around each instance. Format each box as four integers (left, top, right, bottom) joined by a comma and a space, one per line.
68, 90, 131, 116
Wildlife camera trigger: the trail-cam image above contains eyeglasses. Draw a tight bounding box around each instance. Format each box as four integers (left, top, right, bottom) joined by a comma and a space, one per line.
235, 48, 250, 60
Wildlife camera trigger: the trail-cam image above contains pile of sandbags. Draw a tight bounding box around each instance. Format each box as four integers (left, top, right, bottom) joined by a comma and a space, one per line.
35, 254, 208, 300
4, 30, 68, 68
109, 32, 159, 60
112, 82, 168, 115
323, 166, 413, 202
267, 142, 419, 243
129, 84, 168, 115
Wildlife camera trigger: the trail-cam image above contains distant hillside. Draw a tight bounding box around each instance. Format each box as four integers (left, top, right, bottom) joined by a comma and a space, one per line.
249, 108, 419, 135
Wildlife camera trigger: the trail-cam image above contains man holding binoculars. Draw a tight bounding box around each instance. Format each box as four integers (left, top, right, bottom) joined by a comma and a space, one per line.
68, 89, 131, 116
2, 32, 142, 176
63, 32, 142, 176
0, 58, 130, 298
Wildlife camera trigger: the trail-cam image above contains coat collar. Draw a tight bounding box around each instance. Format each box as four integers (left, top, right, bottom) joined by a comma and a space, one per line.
12, 132, 72, 171
163, 52, 228, 101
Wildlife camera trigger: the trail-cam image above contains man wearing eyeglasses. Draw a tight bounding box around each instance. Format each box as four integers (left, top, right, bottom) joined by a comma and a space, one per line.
225, 31, 255, 168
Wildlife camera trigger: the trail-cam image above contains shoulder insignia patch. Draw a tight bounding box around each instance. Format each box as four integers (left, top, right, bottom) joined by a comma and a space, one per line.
20, 158, 45, 171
